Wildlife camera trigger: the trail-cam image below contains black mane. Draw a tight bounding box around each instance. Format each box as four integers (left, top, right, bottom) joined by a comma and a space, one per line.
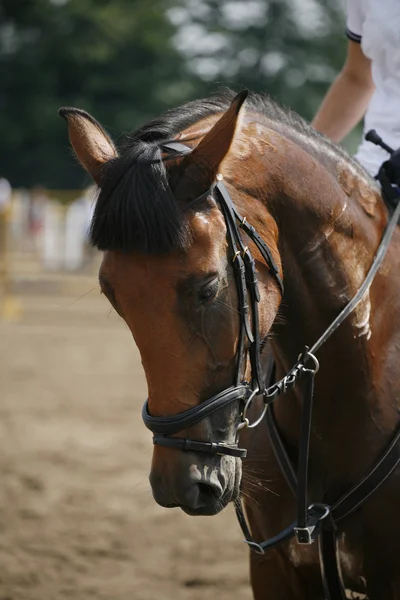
90, 89, 367, 254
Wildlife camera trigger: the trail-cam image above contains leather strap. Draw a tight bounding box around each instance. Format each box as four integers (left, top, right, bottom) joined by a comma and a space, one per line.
308, 197, 400, 356
265, 389, 400, 528
296, 367, 315, 531
265, 405, 297, 496
218, 184, 253, 341
241, 361, 400, 597
142, 385, 248, 435
161, 141, 192, 154
153, 435, 247, 458
234, 205, 284, 295
332, 422, 400, 522
319, 518, 347, 600
234, 498, 296, 555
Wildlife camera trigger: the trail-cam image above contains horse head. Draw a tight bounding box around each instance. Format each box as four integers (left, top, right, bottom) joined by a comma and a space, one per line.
60, 91, 283, 515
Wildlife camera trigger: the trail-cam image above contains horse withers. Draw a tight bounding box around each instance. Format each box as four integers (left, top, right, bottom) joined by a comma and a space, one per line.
59, 90, 400, 599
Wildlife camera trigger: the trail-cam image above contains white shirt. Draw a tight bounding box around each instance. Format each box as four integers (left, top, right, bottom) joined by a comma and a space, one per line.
346, 0, 400, 176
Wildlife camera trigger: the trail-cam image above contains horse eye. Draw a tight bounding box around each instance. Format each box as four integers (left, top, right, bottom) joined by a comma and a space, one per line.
198, 279, 219, 304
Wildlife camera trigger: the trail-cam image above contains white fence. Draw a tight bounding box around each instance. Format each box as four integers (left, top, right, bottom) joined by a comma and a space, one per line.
6, 187, 98, 273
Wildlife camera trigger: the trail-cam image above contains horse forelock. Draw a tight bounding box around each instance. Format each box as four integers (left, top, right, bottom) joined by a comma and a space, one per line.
90, 91, 235, 255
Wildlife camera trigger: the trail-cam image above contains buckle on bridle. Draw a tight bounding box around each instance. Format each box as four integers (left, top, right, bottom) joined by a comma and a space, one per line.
294, 504, 330, 545
294, 524, 317, 545
246, 541, 266, 555
232, 250, 241, 263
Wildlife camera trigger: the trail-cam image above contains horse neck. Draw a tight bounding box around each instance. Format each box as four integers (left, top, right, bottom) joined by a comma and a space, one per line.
250, 126, 396, 477
267, 131, 382, 364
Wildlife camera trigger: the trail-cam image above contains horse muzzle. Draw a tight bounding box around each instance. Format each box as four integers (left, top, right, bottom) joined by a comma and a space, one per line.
149, 446, 241, 516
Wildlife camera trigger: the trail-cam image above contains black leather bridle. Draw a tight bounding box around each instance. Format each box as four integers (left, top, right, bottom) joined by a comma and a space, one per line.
143, 141, 284, 459
142, 139, 400, 599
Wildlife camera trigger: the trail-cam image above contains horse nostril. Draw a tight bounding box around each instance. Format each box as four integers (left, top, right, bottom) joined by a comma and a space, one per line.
197, 482, 219, 502
182, 481, 222, 513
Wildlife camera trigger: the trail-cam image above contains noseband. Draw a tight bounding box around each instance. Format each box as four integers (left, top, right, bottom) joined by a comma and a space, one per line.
142, 140, 400, 600
142, 141, 284, 459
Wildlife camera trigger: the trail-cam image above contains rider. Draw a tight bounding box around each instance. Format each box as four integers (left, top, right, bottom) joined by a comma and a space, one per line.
312, 0, 400, 195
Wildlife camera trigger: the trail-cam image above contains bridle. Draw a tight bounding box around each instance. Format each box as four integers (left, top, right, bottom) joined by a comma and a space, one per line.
142, 140, 400, 599
142, 141, 284, 459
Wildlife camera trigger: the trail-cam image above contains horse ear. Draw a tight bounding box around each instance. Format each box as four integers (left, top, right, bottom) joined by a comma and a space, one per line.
58, 107, 118, 186
174, 90, 248, 197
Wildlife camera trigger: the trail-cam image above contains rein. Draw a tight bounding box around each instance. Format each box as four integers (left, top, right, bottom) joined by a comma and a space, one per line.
142, 140, 400, 600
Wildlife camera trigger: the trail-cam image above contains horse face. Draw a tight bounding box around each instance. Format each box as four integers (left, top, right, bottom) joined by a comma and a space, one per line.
99, 203, 241, 514
99, 189, 280, 515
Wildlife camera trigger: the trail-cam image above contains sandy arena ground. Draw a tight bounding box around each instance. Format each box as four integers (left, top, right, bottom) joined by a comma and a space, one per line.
0, 284, 252, 600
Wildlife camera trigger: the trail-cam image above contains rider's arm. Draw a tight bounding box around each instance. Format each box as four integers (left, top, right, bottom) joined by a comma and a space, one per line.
311, 39, 375, 143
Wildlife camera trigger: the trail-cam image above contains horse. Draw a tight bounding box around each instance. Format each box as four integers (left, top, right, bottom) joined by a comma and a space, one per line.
59, 89, 400, 599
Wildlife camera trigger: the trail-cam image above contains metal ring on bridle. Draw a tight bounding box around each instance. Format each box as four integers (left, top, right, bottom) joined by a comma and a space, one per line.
237, 417, 250, 431
299, 351, 320, 374
308, 503, 330, 521
237, 387, 266, 430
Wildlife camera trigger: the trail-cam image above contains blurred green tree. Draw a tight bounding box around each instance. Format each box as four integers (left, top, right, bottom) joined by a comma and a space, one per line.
0, 0, 201, 188
169, 0, 345, 119
0, 0, 347, 189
